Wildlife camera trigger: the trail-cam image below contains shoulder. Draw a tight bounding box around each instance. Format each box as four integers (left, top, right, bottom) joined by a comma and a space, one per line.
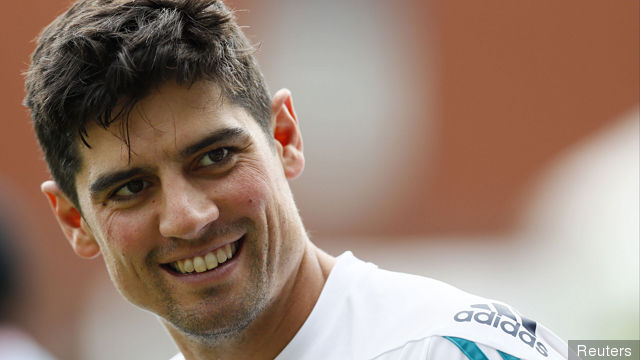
371, 335, 526, 360
335, 251, 479, 309
331, 253, 568, 360
439, 301, 568, 359
373, 335, 560, 360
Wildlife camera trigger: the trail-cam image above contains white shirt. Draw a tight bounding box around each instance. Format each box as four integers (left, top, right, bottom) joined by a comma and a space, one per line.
171, 252, 568, 359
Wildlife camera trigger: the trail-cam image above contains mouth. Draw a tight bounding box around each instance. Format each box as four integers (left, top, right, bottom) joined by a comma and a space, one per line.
163, 237, 244, 275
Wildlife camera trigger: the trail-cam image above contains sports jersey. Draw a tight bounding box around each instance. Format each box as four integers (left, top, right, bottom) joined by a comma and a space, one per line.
170, 251, 568, 360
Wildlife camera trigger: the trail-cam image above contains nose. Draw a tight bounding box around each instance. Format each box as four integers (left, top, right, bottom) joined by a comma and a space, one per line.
158, 175, 219, 240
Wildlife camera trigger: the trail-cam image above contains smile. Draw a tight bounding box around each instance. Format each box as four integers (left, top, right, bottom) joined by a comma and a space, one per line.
168, 238, 242, 275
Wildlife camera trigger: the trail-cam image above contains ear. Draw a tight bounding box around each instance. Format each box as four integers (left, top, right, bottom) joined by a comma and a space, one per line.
41, 180, 100, 259
271, 88, 305, 179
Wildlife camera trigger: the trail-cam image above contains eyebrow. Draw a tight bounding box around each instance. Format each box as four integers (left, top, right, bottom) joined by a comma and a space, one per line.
88, 127, 249, 198
180, 127, 247, 158
89, 167, 151, 198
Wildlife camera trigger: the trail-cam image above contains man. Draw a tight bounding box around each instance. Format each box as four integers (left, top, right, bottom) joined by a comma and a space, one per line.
24, 1, 569, 359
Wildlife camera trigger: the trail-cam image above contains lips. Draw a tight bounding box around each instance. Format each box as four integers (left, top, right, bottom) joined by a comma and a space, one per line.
165, 238, 242, 275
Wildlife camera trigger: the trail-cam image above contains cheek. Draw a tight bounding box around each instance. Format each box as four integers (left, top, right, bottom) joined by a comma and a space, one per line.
228, 162, 275, 212
99, 210, 153, 260
96, 210, 157, 301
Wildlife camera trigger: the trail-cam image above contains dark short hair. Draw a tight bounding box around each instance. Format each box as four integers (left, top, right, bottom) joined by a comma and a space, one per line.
24, 0, 271, 208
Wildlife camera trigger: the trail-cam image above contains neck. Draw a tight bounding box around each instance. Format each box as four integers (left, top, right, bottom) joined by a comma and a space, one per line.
167, 241, 336, 360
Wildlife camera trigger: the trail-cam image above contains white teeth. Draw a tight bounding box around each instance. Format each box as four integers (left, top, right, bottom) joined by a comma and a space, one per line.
193, 256, 207, 273
171, 241, 238, 274
183, 259, 194, 273
205, 252, 218, 270
216, 248, 227, 263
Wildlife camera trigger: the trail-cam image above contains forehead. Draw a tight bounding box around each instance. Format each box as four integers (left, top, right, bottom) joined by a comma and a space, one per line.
76, 81, 262, 178
107, 81, 234, 142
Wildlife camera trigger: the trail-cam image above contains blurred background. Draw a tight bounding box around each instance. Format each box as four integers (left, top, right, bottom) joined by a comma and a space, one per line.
1, 0, 638, 358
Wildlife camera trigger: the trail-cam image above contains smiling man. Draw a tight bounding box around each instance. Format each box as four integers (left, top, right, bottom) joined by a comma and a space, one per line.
65, 81, 332, 357
24, 1, 570, 359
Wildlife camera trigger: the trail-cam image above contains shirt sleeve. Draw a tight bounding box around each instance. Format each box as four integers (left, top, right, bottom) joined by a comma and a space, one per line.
430, 336, 527, 360
370, 335, 526, 360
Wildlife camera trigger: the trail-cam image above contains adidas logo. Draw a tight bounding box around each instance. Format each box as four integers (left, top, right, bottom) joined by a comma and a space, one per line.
453, 303, 549, 357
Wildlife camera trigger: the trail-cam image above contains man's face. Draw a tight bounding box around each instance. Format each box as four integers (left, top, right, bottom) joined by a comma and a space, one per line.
72, 81, 305, 338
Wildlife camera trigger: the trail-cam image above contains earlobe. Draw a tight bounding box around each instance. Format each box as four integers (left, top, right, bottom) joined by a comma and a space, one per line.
41, 180, 100, 259
271, 88, 305, 179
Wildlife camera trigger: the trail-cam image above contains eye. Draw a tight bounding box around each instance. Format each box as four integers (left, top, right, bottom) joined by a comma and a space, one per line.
113, 179, 149, 198
197, 147, 230, 167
